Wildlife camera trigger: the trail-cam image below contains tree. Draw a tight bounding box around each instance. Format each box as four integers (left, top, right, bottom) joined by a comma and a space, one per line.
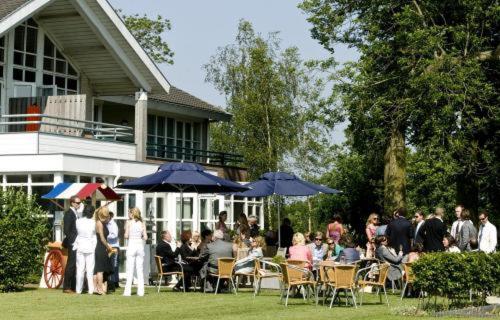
120, 11, 174, 65
300, 0, 499, 215
0, 188, 50, 291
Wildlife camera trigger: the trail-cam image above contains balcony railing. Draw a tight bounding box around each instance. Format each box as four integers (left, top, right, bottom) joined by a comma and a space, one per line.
0, 114, 134, 141
147, 143, 244, 167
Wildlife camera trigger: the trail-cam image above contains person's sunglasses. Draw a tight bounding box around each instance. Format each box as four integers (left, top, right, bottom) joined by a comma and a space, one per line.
74, 201, 81, 204
315, 238, 322, 241
327, 242, 334, 245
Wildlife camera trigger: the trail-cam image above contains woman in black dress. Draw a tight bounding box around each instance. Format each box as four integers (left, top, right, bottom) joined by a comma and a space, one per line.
94, 207, 113, 295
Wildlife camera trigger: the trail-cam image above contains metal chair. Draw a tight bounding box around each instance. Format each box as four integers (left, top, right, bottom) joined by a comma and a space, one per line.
204, 257, 237, 295
279, 263, 317, 307
401, 262, 415, 299
254, 259, 283, 297
326, 265, 358, 308
358, 262, 390, 305
233, 256, 257, 292
154, 255, 185, 293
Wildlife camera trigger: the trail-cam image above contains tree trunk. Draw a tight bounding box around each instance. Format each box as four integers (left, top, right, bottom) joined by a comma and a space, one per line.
384, 128, 406, 213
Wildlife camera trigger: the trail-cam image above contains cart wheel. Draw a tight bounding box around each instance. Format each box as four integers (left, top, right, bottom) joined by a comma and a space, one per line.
44, 250, 65, 289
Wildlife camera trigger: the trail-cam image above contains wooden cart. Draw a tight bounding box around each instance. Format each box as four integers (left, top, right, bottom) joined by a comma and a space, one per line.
43, 241, 68, 289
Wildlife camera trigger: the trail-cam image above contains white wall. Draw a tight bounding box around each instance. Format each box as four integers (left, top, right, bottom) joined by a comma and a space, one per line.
0, 132, 38, 154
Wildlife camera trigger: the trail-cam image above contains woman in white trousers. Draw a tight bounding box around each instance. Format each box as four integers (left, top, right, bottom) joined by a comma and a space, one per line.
123, 207, 147, 297
74, 207, 97, 294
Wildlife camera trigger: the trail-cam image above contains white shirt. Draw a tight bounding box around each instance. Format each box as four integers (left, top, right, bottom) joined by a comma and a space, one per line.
128, 220, 144, 240
415, 221, 424, 238
450, 220, 463, 239
73, 217, 97, 254
107, 218, 119, 248
478, 221, 497, 253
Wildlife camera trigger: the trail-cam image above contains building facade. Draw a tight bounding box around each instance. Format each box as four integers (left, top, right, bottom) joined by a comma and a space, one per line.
0, 0, 262, 277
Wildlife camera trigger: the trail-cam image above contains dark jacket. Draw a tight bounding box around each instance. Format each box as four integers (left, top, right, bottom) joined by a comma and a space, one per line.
336, 248, 360, 264
414, 221, 425, 245
386, 217, 413, 255
62, 208, 78, 248
420, 217, 446, 252
279, 225, 294, 248
156, 240, 179, 267
179, 243, 197, 261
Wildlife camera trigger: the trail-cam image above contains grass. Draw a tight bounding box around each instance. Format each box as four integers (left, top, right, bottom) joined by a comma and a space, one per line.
0, 286, 484, 320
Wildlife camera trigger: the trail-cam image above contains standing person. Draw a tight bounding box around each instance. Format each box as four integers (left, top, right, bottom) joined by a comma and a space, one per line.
386, 208, 413, 255
326, 214, 345, 244
420, 207, 447, 252
279, 218, 294, 250
375, 216, 390, 236
62, 195, 81, 293
365, 213, 379, 258
107, 212, 120, 291
73, 205, 96, 294
450, 205, 464, 241
215, 211, 230, 241
458, 209, 477, 252
413, 210, 425, 245
234, 213, 250, 238
123, 207, 147, 297
248, 215, 260, 238
94, 207, 113, 295
478, 211, 497, 253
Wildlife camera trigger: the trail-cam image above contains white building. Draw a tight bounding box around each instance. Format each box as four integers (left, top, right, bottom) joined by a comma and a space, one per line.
0, 0, 263, 276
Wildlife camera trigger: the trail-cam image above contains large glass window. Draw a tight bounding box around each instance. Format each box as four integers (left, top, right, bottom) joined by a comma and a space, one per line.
176, 197, 193, 238
12, 19, 37, 83
42, 35, 78, 95
199, 198, 219, 232
0, 36, 5, 79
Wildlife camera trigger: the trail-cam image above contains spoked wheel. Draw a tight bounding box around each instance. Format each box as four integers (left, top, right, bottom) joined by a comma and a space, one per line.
44, 250, 65, 289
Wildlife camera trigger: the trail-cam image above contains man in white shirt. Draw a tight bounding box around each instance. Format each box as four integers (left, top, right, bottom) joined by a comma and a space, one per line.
107, 212, 120, 291
450, 205, 464, 240
478, 211, 497, 253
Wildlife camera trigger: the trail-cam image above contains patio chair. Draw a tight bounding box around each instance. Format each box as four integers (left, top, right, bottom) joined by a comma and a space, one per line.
205, 257, 236, 295
154, 255, 185, 293
279, 263, 317, 307
233, 256, 257, 292
286, 259, 308, 268
316, 260, 336, 305
253, 259, 283, 297
400, 262, 415, 299
326, 265, 358, 308
358, 262, 390, 306
276, 247, 287, 258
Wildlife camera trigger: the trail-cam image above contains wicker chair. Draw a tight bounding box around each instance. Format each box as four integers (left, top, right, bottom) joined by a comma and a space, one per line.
206, 257, 236, 295
253, 259, 283, 297
280, 263, 317, 307
286, 259, 308, 268
326, 265, 358, 308
400, 262, 415, 299
316, 260, 336, 305
358, 262, 390, 306
154, 255, 185, 293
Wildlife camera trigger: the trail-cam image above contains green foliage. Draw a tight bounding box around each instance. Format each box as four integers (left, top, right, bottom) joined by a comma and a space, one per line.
412, 252, 500, 308
120, 11, 174, 65
205, 20, 333, 180
300, 0, 500, 216
0, 188, 50, 292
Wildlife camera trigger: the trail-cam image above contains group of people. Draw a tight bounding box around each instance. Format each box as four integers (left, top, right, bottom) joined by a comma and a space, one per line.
62, 195, 147, 296
155, 211, 265, 292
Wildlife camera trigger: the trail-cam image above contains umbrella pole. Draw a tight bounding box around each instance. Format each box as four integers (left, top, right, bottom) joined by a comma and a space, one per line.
277, 195, 281, 247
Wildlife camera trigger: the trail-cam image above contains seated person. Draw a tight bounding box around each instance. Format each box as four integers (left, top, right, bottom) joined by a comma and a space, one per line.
403, 243, 423, 263
443, 234, 460, 253
234, 236, 265, 274
179, 230, 202, 274
233, 233, 250, 259
198, 229, 213, 253
288, 232, 313, 269
199, 229, 233, 275
335, 236, 360, 264
307, 231, 327, 274
156, 230, 192, 292
375, 235, 403, 281
190, 231, 202, 254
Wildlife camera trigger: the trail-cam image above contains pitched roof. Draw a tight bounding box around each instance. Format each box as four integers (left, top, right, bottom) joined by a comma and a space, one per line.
150, 86, 230, 117
0, 0, 31, 21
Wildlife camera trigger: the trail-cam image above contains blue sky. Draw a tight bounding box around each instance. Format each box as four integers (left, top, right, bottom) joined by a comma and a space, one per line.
109, 0, 357, 143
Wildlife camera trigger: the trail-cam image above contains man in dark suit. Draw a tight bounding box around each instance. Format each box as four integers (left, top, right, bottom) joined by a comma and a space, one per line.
199, 230, 233, 292
413, 210, 425, 245
386, 208, 413, 255
421, 208, 447, 252
156, 231, 192, 291
62, 195, 81, 293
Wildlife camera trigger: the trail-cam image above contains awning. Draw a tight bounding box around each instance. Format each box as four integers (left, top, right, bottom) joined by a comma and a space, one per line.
42, 183, 121, 201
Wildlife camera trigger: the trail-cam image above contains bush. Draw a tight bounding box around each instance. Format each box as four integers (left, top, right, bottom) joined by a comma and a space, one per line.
412, 252, 500, 308
0, 188, 50, 291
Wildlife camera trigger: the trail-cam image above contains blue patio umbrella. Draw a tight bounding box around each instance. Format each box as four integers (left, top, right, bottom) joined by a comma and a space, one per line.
117, 162, 249, 223
236, 172, 340, 245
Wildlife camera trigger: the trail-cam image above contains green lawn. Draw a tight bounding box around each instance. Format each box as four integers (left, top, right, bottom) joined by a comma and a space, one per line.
0, 286, 480, 320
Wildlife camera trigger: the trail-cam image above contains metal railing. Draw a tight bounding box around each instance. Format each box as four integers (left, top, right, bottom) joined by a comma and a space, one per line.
146, 143, 244, 166
0, 114, 134, 141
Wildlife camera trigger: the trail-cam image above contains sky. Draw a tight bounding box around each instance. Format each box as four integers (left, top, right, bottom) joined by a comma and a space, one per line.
109, 0, 357, 144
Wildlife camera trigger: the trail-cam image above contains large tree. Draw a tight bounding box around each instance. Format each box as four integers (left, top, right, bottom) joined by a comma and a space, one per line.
300, 0, 499, 215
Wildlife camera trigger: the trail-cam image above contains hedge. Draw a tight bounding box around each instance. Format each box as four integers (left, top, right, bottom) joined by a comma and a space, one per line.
0, 188, 50, 292
412, 251, 500, 307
